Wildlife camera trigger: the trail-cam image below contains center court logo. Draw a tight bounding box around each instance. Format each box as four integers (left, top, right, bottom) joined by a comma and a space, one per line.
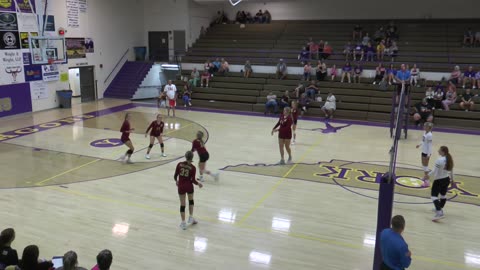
221, 159, 480, 206
90, 138, 123, 148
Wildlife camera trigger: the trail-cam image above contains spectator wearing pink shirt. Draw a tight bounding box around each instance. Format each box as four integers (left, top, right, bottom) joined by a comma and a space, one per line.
449, 65, 461, 86
330, 64, 337, 81
91, 250, 112, 270
303, 62, 312, 81
308, 39, 319, 60
442, 82, 458, 110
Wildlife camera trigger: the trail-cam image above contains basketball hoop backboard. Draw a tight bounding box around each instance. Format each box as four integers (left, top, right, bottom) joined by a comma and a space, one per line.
29, 36, 67, 65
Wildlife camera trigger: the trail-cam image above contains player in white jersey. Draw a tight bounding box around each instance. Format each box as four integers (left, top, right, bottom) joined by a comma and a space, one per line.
164, 80, 177, 117
427, 146, 454, 221
416, 122, 433, 187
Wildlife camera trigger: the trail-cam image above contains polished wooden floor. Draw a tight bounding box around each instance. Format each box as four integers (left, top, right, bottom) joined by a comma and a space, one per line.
1, 99, 479, 270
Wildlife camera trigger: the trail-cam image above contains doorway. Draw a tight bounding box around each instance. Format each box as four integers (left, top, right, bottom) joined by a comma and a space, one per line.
68, 66, 96, 103
148, 31, 169, 62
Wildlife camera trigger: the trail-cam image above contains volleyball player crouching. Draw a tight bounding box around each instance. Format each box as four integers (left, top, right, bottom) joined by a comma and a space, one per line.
271, 107, 293, 165
120, 113, 135, 164
291, 101, 299, 145
427, 146, 454, 221
191, 131, 219, 182
144, 114, 167, 159
175, 151, 203, 230
416, 122, 433, 187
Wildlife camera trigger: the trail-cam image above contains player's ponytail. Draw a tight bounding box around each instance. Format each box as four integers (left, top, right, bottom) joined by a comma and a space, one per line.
196, 131, 205, 147
441, 146, 454, 171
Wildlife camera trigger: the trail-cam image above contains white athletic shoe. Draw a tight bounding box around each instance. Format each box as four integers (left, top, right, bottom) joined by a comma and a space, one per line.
278, 159, 286, 165
198, 175, 205, 182
188, 216, 198, 225
180, 222, 187, 230
126, 159, 134, 164
287, 157, 293, 164
161, 153, 167, 157
145, 154, 150, 159
119, 155, 126, 161
432, 211, 445, 221
214, 172, 220, 182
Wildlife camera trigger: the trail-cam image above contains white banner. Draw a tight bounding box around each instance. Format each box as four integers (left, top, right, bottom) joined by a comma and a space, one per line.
18, 14, 38, 32
66, 0, 80, 28
30, 81, 49, 100
42, 64, 60, 81
0, 50, 25, 85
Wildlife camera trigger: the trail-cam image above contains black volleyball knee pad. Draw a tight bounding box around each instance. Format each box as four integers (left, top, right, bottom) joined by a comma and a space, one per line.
180, 205, 186, 212
127, 150, 133, 155
189, 200, 194, 206
160, 143, 164, 148
148, 144, 153, 149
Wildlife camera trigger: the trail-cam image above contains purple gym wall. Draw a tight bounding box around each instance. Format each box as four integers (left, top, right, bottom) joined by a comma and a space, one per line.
0, 83, 32, 118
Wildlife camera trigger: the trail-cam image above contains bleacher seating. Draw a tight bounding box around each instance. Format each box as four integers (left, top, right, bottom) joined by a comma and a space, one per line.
179, 20, 480, 130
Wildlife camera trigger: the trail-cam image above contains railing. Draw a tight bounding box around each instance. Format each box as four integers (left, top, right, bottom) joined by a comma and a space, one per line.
104, 48, 130, 84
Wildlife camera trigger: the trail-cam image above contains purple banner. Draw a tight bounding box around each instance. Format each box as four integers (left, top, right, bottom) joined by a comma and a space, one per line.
0, 82, 31, 118
23, 52, 31, 65
0, 0, 35, 12
24, 64, 42, 81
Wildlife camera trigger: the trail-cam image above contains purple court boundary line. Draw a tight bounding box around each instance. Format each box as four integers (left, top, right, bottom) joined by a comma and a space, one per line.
135, 102, 480, 136
219, 159, 479, 206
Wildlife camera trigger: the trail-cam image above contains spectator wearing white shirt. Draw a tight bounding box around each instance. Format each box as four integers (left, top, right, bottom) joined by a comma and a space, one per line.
321, 91, 336, 120
410, 64, 420, 87
164, 80, 177, 117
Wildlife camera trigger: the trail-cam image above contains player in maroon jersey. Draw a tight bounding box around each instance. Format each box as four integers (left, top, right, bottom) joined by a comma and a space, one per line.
120, 113, 135, 164
291, 100, 299, 145
175, 151, 203, 230
192, 131, 219, 182
271, 107, 293, 165
144, 114, 167, 159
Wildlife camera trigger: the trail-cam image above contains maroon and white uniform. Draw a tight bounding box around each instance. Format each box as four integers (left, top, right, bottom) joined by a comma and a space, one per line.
146, 121, 164, 137
291, 108, 299, 125
273, 114, 293, 139
120, 120, 131, 143
192, 139, 209, 162
174, 161, 198, 194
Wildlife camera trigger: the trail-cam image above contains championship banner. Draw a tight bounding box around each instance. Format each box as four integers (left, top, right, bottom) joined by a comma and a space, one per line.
0, 83, 32, 118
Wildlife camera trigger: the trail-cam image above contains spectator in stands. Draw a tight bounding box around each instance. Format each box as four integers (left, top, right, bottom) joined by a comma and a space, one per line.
308, 39, 319, 60
353, 24, 363, 40
343, 42, 353, 61
376, 40, 386, 61
410, 64, 420, 87
92, 249, 113, 270
425, 87, 435, 107
353, 63, 363, 83
433, 82, 445, 109
386, 21, 399, 41
442, 82, 458, 110
294, 83, 304, 98
322, 91, 336, 120
340, 62, 352, 83
305, 80, 319, 100
303, 62, 312, 81
373, 63, 386, 85
330, 64, 337, 81
235, 11, 242, 23
463, 28, 474, 46
279, 90, 291, 110
189, 68, 200, 87
212, 58, 221, 73
182, 82, 192, 107
460, 88, 475, 111
244, 60, 252, 78
462, 66, 476, 89
255, 10, 263, 23
388, 41, 399, 62
298, 93, 310, 116
56, 251, 87, 270
263, 10, 271, 23
204, 60, 214, 75
218, 58, 229, 75
374, 26, 385, 42
364, 42, 375, 62
322, 42, 333, 60
276, 59, 287, 80
476, 69, 480, 89
353, 42, 364, 61
475, 31, 480, 47
413, 98, 434, 126
0, 228, 18, 268
299, 46, 310, 64
316, 60, 327, 81
387, 64, 397, 85
449, 65, 461, 86
246, 12, 253, 23
200, 68, 210, 87
265, 92, 278, 115
213, 11, 223, 25
362, 33, 370, 46
318, 40, 325, 55
16, 245, 53, 270
395, 64, 411, 104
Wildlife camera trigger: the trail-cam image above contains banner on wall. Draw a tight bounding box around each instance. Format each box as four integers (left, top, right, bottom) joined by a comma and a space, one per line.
0, 12, 18, 31
66, 0, 80, 28
0, 0, 36, 12
30, 81, 48, 100
85, 37, 93, 53
22, 52, 31, 65
0, 50, 25, 85
0, 83, 32, 118
42, 15, 55, 32
66, 38, 85, 59
20, 32, 37, 49
42, 64, 59, 81
19, 14, 37, 32
0, 31, 20, 49
25, 64, 42, 81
